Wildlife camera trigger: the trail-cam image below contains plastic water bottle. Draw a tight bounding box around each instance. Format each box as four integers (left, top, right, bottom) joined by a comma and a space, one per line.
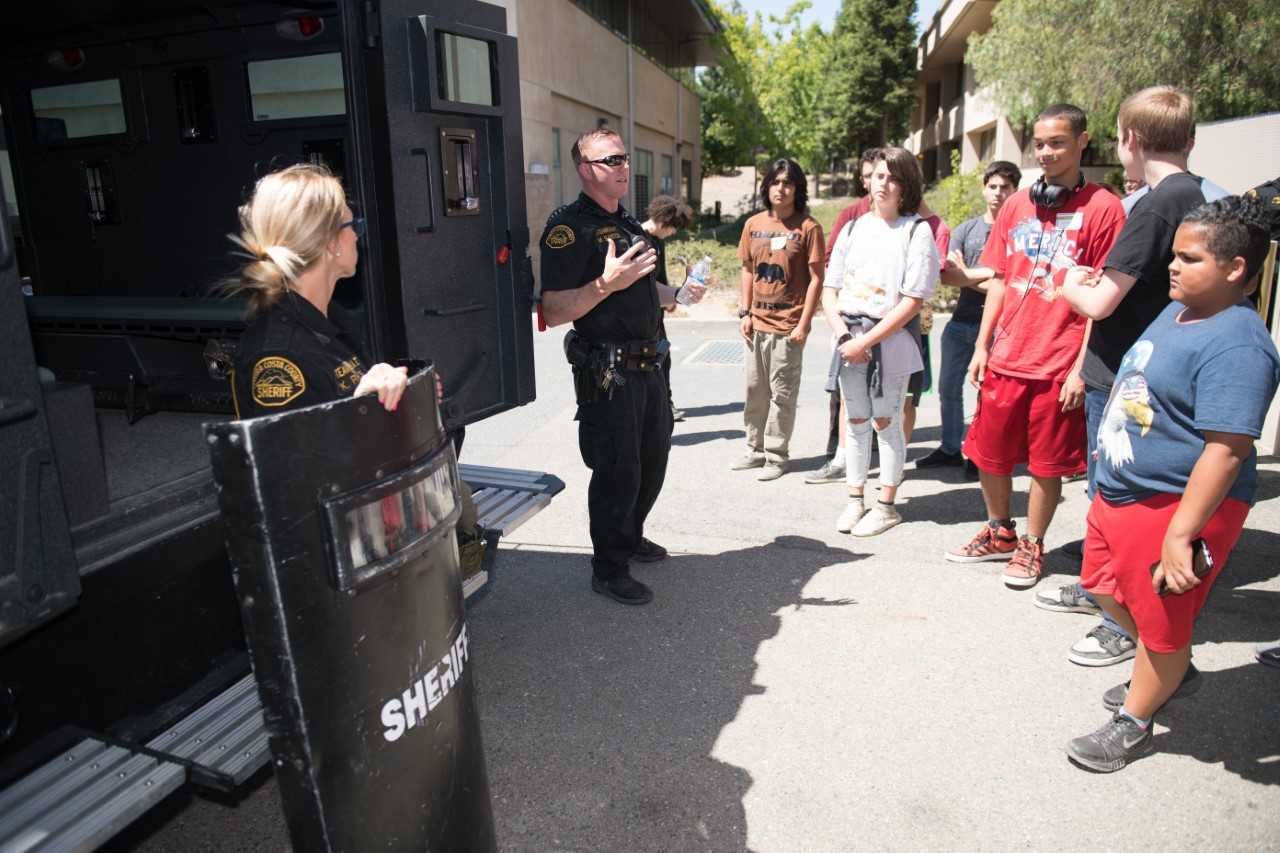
677, 255, 711, 305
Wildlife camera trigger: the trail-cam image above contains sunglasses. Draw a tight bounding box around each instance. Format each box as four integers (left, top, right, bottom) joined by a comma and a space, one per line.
585, 153, 630, 168
340, 216, 366, 238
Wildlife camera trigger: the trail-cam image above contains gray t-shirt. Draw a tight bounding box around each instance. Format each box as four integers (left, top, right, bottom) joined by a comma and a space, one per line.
949, 215, 991, 324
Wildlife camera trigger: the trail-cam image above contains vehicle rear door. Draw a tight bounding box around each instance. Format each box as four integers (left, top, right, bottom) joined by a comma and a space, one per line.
363, 0, 534, 427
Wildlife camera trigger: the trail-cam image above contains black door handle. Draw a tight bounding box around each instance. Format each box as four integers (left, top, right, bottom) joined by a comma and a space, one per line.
422, 303, 484, 317
409, 147, 436, 234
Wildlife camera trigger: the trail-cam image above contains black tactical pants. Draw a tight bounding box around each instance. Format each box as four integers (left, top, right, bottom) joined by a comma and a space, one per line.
576, 367, 673, 580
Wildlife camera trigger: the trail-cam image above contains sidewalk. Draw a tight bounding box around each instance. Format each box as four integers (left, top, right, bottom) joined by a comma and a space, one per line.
464, 319, 1280, 852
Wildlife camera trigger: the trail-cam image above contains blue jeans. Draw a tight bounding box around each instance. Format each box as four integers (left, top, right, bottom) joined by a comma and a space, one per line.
939, 319, 980, 454
1082, 384, 1129, 640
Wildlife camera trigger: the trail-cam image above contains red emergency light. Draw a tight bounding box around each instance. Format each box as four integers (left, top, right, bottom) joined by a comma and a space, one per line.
275, 16, 325, 41
47, 48, 85, 72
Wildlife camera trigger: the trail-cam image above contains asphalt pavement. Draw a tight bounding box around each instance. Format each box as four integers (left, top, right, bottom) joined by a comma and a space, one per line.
114, 314, 1280, 852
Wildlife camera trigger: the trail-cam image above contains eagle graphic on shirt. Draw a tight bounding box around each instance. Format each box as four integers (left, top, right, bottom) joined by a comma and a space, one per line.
1007, 212, 1084, 301
1099, 340, 1155, 468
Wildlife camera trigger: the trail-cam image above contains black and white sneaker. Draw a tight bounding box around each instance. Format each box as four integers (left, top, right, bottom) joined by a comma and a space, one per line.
1034, 582, 1102, 615
1068, 624, 1137, 666
1067, 713, 1153, 772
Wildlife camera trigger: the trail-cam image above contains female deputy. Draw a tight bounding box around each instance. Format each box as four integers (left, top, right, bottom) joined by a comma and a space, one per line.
227, 164, 408, 417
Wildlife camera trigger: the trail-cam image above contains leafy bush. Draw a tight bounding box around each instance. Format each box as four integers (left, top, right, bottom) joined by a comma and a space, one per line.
925, 150, 985, 233
924, 151, 988, 313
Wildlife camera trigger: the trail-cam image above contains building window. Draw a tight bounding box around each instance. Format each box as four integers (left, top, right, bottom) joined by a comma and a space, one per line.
951, 62, 966, 105
976, 127, 996, 162
681, 159, 693, 203
938, 141, 960, 178
660, 154, 674, 195
552, 127, 563, 207
633, 148, 653, 214
924, 81, 941, 122
922, 148, 938, 183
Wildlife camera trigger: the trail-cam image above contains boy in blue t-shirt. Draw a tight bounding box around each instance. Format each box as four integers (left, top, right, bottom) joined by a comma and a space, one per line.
1066, 197, 1280, 772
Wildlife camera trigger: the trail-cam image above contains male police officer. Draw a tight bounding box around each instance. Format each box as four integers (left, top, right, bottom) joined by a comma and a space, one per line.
540, 127, 700, 605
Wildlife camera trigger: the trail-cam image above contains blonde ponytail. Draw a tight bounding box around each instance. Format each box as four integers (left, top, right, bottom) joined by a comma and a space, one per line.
224, 164, 347, 314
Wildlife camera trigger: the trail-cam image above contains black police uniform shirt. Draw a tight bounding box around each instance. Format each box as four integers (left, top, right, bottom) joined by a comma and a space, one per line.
232, 291, 371, 418
540, 192, 662, 342
1081, 171, 1206, 390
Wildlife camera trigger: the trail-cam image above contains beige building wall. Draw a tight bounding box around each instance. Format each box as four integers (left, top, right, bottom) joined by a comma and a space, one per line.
498, 0, 702, 283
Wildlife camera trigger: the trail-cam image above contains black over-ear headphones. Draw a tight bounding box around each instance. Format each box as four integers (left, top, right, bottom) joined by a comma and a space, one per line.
1029, 171, 1085, 209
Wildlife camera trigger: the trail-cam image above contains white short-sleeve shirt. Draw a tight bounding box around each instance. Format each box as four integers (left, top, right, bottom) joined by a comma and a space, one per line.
824, 213, 940, 375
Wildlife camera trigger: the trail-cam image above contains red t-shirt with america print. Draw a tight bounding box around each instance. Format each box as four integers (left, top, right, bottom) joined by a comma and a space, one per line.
980, 183, 1125, 382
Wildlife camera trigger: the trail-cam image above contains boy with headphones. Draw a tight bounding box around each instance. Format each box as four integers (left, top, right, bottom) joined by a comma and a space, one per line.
944, 104, 1126, 588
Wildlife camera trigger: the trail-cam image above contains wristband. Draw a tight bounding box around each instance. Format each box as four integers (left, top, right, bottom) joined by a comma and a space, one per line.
737, 308, 750, 319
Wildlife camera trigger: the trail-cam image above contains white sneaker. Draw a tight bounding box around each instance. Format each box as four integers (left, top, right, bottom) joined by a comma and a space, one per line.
851, 503, 902, 537
836, 497, 866, 533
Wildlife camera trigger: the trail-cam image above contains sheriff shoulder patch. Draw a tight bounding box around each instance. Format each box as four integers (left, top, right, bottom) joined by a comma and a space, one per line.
545, 224, 575, 249
251, 356, 306, 407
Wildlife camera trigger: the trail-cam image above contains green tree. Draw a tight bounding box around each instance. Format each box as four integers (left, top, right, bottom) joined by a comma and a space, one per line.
968, 0, 1280, 143
755, 4, 832, 175
697, 2, 777, 175
816, 0, 919, 162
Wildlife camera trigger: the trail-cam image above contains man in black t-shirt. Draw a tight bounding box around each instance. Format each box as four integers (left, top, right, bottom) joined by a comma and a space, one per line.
916, 161, 1021, 474
1052, 86, 1210, 667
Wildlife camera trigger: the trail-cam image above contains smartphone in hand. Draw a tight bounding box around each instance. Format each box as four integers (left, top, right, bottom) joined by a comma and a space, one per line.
1151, 538, 1214, 597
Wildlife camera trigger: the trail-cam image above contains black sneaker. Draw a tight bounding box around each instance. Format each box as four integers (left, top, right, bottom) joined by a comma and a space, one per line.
632, 537, 668, 562
591, 575, 653, 605
963, 459, 979, 480
916, 447, 963, 468
1103, 663, 1203, 713
1067, 713, 1153, 772
1062, 538, 1084, 560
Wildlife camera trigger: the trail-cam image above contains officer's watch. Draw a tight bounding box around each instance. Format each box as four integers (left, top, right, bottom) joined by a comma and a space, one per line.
737, 308, 751, 319
837, 332, 854, 345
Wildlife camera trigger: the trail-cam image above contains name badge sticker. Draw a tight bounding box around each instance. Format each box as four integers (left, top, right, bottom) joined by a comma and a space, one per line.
770, 235, 787, 252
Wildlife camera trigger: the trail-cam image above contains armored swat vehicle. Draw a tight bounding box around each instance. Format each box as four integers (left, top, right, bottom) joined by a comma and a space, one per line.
0, 0, 557, 847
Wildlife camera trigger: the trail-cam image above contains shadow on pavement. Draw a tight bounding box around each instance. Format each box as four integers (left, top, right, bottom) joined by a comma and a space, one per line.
897, 487, 1021, 527
678, 402, 744, 418
1149, 660, 1280, 786
672, 428, 744, 447
472, 535, 860, 852
1194, 527, 1280, 646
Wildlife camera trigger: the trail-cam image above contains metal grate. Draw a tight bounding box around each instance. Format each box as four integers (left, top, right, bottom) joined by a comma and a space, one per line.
683, 340, 744, 367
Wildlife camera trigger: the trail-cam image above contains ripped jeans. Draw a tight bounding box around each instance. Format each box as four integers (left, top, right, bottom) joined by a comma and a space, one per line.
839, 362, 910, 492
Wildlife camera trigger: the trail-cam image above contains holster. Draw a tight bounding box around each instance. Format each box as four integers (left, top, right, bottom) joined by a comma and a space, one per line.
564, 329, 604, 405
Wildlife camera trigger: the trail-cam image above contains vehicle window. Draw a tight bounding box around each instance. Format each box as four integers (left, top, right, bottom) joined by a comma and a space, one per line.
30, 79, 127, 141
247, 53, 345, 121
436, 33, 495, 106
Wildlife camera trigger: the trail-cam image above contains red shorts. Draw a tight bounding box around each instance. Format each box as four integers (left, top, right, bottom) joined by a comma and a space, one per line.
1081, 493, 1250, 653
962, 370, 1085, 477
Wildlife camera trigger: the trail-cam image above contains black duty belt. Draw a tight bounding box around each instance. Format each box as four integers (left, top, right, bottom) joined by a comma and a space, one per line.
753, 301, 794, 310
590, 338, 668, 372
